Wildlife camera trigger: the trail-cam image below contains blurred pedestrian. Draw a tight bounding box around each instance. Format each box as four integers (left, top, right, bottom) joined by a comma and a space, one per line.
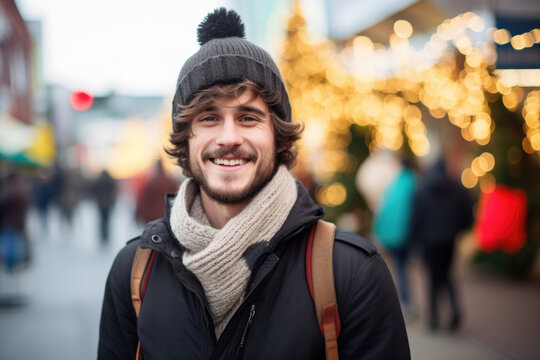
373, 158, 417, 319
91, 170, 117, 245
135, 160, 179, 225
98, 8, 410, 359
31, 164, 61, 235
409, 156, 474, 331
58, 165, 85, 230
0, 167, 31, 271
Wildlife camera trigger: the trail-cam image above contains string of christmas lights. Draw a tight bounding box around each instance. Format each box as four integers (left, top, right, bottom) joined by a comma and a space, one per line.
280, 3, 539, 206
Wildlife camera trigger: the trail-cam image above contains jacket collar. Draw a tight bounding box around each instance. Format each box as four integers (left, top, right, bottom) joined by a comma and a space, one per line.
140, 181, 324, 256
266, 181, 324, 249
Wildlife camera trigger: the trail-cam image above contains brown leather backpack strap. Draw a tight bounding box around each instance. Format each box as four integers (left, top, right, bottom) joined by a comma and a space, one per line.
131, 247, 154, 316
322, 303, 339, 360
130, 247, 156, 360
311, 219, 341, 360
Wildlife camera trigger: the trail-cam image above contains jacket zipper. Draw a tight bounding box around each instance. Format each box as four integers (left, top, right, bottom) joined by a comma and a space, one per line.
239, 304, 256, 350
201, 306, 216, 346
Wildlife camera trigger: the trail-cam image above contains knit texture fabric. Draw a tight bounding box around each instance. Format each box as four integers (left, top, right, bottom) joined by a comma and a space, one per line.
170, 166, 297, 337
171, 12, 291, 132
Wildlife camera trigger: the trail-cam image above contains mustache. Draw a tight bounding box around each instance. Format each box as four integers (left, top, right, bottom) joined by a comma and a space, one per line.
202, 147, 257, 161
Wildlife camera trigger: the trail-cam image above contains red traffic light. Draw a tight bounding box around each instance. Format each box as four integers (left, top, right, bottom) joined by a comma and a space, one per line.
70, 90, 94, 111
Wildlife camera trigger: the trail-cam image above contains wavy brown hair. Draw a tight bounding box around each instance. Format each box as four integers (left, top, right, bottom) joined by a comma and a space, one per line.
165, 80, 303, 177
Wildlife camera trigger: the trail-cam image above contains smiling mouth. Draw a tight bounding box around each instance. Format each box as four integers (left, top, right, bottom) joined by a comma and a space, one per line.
211, 158, 247, 166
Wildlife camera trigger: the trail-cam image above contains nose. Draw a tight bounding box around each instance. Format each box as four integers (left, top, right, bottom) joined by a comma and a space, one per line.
216, 118, 243, 147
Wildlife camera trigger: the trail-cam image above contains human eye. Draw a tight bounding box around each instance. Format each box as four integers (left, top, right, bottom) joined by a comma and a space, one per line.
198, 115, 218, 123
240, 115, 258, 123
240, 113, 265, 125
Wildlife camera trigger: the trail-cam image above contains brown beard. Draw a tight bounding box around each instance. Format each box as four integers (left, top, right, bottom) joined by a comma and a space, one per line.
189, 148, 278, 205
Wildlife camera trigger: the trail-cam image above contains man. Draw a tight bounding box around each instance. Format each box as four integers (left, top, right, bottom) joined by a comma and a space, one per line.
135, 160, 179, 225
409, 156, 474, 331
91, 170, 117, 245
98, 8, 410, 359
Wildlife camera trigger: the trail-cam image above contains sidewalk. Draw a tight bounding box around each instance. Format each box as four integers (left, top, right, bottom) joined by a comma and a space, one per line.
2, 202, 539, 360
396, 240, 540, 360
407, 317, 506, 360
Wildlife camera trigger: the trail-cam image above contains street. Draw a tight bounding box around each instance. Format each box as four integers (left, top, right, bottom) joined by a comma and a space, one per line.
0, 195, 139, 360
0, 196, 537, 360
0, 241, 114, 360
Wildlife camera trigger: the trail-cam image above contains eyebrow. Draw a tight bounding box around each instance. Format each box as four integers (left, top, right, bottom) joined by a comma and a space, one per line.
202, 104, 267, 116
238, 105, 267, 116
202, 105, 218, 112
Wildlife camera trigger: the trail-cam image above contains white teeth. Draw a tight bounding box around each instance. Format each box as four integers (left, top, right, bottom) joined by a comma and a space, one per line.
213, 158, 246, 166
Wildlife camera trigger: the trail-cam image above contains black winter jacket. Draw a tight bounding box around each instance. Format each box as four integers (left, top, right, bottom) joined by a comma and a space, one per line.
409, 158, 474, 247
98, 184, 410, 359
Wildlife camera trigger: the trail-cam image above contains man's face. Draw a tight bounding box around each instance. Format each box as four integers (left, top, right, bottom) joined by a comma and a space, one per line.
188, 89, 277, 204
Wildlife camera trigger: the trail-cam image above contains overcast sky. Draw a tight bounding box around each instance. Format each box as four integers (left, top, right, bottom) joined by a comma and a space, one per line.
15, 0, 224, 96
14, 0, 457, 97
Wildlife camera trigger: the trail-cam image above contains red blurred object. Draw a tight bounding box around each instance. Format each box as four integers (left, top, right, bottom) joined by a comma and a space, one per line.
70, 90, 94, 111
474, 185, 527, 254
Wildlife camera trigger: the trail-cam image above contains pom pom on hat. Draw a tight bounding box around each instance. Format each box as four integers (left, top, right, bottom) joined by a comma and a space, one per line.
172, 7, 292, 133
197, 8, 245, 45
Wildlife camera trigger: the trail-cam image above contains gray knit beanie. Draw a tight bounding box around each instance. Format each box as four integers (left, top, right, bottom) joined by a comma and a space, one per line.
171, 8, 291, 133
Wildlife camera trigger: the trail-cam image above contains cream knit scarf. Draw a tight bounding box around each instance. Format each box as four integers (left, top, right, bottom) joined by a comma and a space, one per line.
170, 165, 297, 337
